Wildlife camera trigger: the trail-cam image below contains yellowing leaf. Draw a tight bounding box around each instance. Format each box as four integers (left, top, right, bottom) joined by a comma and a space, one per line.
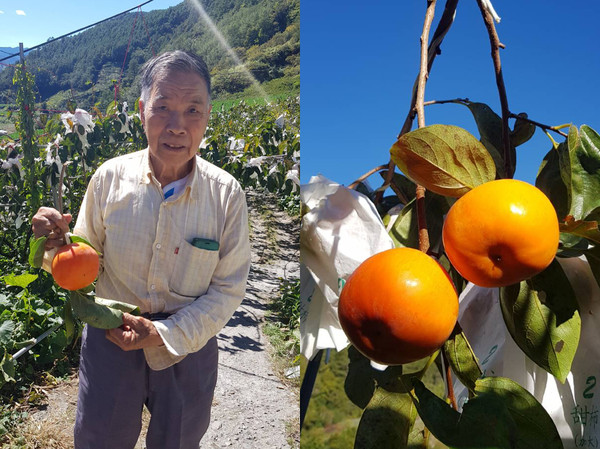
560, 215, 600, 244
390, 124, 496, 198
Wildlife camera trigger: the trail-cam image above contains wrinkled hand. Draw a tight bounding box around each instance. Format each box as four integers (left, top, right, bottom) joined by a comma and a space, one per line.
106, 313, 164, 351
31, 206, 72, 249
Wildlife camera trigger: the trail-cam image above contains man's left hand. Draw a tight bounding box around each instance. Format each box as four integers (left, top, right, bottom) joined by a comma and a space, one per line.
106, 313, 164, 351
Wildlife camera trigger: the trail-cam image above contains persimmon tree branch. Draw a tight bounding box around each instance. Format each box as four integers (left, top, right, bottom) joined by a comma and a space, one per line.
415, 2, 436, 130
413, 0, 438, 254
508, 112, 569, 138
423, 97, 470, 107
379, 0, 459, 199
348, 164, 388, 190
443, 350, 458, 410
423, 97, 570, 138
414, 1, 461, 412
400, 0, 459, 137
475, 0, 512, 178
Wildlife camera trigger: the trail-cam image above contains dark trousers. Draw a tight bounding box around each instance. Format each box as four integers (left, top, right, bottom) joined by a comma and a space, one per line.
74, 325, 218, 449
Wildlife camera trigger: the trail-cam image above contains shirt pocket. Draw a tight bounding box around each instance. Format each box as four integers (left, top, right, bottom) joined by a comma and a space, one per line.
169, 240, 220, 298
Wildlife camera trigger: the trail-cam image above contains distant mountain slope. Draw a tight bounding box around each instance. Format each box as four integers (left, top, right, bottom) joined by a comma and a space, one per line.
0, 0, 299, 107
0, 47, 20, 68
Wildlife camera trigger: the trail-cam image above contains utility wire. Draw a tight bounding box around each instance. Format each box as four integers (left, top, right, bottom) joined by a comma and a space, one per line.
0, 0, 154, 63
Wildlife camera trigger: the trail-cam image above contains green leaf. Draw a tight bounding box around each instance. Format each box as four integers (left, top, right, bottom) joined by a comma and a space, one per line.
384, 193, 450, 250
0, 320, 15, 346
12, 338, 36, 350
78, 283, 96, 294
0, 349, 16, 386
63, 296, 76, 343
106, 101, 118, 117
536, 143, 570, 221
95, 297, 140, 315
2, 272, 38, 289
69, 234, 100, 254
390, 124, 496, 198
443, 325, 482, 393
462, 101, 511, 179
385, 202, 415, 249
407, 419, 428, 448
438, 253, 467, 297
344, 345, 404, 409
354, 377, 417, 449
475, 377, 563, 449
28, 236, 48, 268
70, 291, 125, 329
380, 171, 418, 205
412, 379, 517, 449
510, 113, 536, 148
66, 99, 76, 114
499, 260, 580, 383
561, 125, 600, 221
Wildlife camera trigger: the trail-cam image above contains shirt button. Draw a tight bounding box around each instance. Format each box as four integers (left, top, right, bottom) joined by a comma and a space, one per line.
150, 284, 156, 290
156, 243, 162, 249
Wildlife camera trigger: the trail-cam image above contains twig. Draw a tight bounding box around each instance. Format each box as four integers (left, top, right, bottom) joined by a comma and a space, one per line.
416, 1, 436, 129
386, 175, 411, 205
475, 0, 512, 178
508, 112, 569, 138
413, 0, 437, 254
380, 0, 459, 201
416, 186, 430, 253
400, 0, 459, 137
443, 350, 458, 410
348, 164, 389, 190
423, 97, 470, 107
425, 98, 570, 140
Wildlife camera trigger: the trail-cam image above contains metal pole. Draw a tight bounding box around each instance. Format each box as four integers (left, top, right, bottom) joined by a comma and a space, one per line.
12, 321, 63, 360
19, 43, 24, 64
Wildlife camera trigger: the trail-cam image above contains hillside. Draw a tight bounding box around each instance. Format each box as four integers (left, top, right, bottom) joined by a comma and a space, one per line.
0, 47, 20, 68
0, 0, 299, 108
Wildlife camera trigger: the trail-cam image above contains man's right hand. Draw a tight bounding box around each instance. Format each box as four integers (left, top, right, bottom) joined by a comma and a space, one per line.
31, 207, 73, 250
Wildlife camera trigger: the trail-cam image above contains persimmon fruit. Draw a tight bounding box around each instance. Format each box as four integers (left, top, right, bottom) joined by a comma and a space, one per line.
51, 242, 100, 291
442, 179, 559, 288
338, 247, 459, 365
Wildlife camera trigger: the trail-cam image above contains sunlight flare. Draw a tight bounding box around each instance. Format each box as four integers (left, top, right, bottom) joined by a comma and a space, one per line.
189, 0, 269, 102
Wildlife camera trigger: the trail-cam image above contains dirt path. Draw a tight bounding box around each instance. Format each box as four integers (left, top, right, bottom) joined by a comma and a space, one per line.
201, 191, 300, 448
10, 190, 300, 448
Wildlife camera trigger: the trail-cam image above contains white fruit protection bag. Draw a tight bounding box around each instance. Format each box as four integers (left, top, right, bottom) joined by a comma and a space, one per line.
454, 256, 600, 449
299, 175, 395, 361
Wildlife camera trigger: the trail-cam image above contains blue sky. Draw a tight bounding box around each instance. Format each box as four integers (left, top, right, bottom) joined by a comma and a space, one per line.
300, 1, 600, 187
0, 0, 181, 49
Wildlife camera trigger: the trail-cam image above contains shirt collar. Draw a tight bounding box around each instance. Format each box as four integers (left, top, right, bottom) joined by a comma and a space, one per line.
139, 147, 200, 200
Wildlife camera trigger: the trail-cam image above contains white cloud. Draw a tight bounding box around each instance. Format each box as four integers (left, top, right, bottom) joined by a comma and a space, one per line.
0, 11, 5, 14
16, 10, 26, 16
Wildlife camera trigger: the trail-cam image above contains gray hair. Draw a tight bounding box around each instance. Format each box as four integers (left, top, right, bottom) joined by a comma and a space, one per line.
139, 50, 211, 104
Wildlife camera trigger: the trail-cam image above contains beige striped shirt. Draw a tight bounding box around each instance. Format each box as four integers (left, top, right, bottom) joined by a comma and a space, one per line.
73, 148, 250, 370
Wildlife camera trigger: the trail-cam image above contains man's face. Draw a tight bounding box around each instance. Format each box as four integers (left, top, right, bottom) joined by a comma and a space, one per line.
140, 69, 211, 182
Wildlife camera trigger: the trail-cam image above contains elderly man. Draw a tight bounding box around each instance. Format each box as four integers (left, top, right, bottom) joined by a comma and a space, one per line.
32, 50, 251, 448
